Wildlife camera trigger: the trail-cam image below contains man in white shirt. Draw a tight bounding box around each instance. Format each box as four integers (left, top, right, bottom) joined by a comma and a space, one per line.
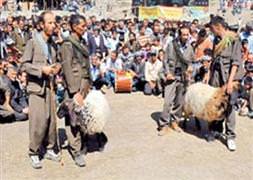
144, 49, 162, 95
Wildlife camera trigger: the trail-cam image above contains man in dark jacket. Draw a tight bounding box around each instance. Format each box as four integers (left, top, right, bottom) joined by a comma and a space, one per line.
60, 14, 90, 167
5, 64, 28, 121
128, 51, 146, 91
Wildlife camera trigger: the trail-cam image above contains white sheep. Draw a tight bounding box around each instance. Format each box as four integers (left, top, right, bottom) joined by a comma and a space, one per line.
77, 90, 110, 135
183, 82, 233, 123
57, 90, 110, 135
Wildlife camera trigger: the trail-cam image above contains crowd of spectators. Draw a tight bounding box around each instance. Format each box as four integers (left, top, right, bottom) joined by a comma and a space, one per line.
1, 0, 95, 13
219, 0, 253, 14
0, 12, 253, 122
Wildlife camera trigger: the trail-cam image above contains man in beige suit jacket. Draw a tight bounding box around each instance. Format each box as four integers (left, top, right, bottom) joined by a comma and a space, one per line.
21, 11, 61, 169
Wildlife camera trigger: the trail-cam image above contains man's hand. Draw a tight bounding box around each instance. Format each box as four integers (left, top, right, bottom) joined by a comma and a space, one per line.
186, 66, 193, 73
42, 64, 61, 76
51, 63, 62, 75
166, 73, 175, 80
22, 107, 29, 114
128, 70, 136, 77
74, 92, 84, 106
149, 81, 156, 89
226, 81, 234, 94
42, 66, 54, 76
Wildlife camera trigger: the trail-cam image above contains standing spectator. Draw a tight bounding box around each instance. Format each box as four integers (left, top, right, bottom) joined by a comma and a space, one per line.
240, 21, 253, 54
195, 29, 213, 60
10, 17, 29, 53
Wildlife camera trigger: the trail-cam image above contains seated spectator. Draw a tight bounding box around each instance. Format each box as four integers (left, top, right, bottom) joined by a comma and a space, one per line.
88, 26, 107, 55
158, 49, 165, 62
6, 65, 28, 121
90, 54, 108, 92
239, 74, 253, 118
0, 70, 15, 122
105, 51, 123, 88
137, 25, 151, 49
105, 30, 119, 53
128, 52, 145, 92
144, 49, 162, 96
126, 32, 139, 53
118, 45, 134, 70
151, 36, 162, 54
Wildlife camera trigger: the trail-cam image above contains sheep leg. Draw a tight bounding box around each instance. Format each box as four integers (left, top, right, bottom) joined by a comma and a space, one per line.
195, 118, 201, 131
182, 110, 190, 130
96, 133, 105, 152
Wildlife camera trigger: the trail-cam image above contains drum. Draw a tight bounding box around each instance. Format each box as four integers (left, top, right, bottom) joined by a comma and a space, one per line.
115, 71, 132, 93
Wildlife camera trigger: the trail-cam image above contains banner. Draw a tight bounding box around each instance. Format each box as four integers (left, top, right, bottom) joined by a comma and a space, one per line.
139, 6, 161, 19
139, 6, 183, 20
184, 6, 209, 20
160, 6, 183, 20
139, 6, 209, 21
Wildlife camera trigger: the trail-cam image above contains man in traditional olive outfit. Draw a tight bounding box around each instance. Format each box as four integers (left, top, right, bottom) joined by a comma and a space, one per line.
208, 16, 244, 151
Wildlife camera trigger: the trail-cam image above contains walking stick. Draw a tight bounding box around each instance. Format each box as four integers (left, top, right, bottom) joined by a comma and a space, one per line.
50, 75, 64, 166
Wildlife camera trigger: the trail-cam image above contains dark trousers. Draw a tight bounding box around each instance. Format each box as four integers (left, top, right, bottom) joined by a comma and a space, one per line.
144, 81, 161, 96
249, 88, 253, 111
92, 77, 108, 90
132, 77, 145, 91
14, 111, 28, 121
159, 80, 185, 128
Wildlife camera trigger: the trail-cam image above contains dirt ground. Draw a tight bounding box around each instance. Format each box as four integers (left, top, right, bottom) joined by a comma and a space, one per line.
0, 89, 252, 180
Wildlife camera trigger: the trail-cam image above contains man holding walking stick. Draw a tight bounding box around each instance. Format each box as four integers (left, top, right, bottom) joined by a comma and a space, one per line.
21, 11, 61, 169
